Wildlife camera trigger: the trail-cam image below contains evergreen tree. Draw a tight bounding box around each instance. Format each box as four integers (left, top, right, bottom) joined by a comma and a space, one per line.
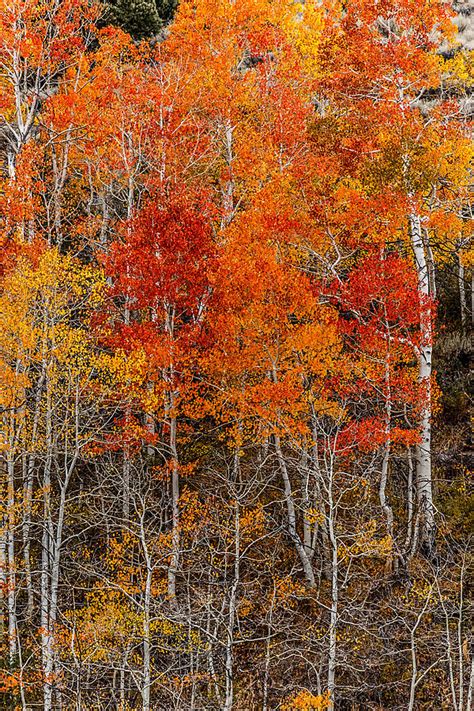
105, 0, 177, 39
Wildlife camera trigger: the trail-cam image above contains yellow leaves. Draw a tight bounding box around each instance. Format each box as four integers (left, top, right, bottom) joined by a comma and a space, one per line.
288, 2, 325, 79
238, 597, 254, 617
105, 348, 149, 389
341, 519, 393, 562
61, 587, 141, 662
179, 487, 210, 538
304, 507, 325, 527
0, 248, 102, 348
275, 577, 307, 609
281, 690, 331, 710
240, 502, 266, 539
401, 579, 434, 608
460, 242, 474, 269
309, 397, 345, 422
0, 247, 124, 458
442, 49, 474, 87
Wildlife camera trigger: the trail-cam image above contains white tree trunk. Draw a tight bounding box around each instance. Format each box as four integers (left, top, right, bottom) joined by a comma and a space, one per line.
167, 410, 180, 604
7, 453, 17, 663
467, 657, 474, 711
41, 385, 54, 711
458, 254, 467, 332
224, 497, 239, 711
220, 119, 235, 227
140, 524, 152, 711
379, 345, 394, 549
165, 304, 180, 605
274, 434, 315, 587
410, 213, 436, 556
326, 450, 338, 710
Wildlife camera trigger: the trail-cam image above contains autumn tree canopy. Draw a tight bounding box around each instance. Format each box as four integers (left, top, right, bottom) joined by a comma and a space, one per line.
0, 0, 472, 709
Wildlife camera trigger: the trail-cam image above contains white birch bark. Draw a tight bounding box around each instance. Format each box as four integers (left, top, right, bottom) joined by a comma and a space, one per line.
403, 448, 415, 558
467, 658, 474, 711
41, 371, 54, 711
262, 586, 275, 711
165, 304, 180, 604
219, 118, 236, 228
6, 452, 17, 663
458, 254, 467, 332
379, 337, 394, 547
139, 513, 152, 711
274, 434, 315, 587
409, 213, 436, 556
407, 590, 432, 711
326, 447, 338, 710
224, 497, 239, 711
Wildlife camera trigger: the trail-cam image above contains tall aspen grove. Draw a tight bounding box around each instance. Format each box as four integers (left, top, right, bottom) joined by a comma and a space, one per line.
0, 0, 472, 709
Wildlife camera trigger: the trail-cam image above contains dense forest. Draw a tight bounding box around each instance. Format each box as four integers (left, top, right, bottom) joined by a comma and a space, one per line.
0, 0, 472, 709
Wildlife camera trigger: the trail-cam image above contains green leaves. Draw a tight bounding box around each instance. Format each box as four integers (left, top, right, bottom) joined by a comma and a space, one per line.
104, 0, 178, 38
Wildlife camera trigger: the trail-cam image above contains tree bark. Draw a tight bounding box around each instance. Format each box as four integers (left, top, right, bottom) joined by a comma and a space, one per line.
274, 434, 315, 587
410, 213, 436, 557
224, 497, 239, 711
326, 447, 338, 710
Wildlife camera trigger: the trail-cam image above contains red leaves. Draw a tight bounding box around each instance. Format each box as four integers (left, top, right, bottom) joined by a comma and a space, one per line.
105, 190, 215, 321
335, 251, 420, 334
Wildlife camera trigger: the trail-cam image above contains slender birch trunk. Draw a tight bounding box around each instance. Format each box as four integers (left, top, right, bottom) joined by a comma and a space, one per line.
471, 271, 474, 330
326, 447, 338, 710
224, 496, 239, 711
6, 452, 17, 663
300, 449, 315, 558
380, 321, 394, 569
122, 176, 134, 522
23, 361, 46, 617
403, 448, 415, 558
274, 434, 315, 587
458, 253, 467, 332
0, 509, 6, 653
140, 517, 152, 711
409, 213, 436, 556
165, 303, 180, 603
41, 372, 80, 709
407, 591, 432, 711
262, 586, 275, 711
312, 426, 331, 579
467, 658, 474, 711
40, 357, 55, 711
220, 118, 235, 228
167, 388, 179, 603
